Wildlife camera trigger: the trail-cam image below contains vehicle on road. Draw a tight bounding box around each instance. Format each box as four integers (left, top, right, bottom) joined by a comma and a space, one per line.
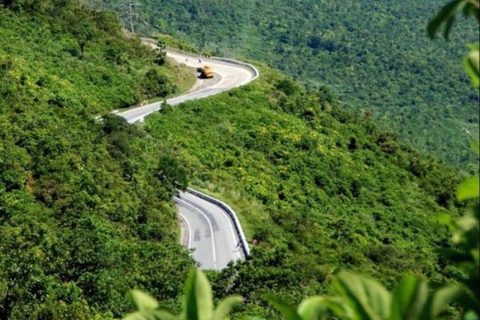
197, 65, 214, 79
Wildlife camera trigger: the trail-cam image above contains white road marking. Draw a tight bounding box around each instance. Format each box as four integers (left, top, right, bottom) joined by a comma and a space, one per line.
178, 212, 192, 249
209, 202, 242, 259
119, 49, 256, 124
176, 197, 217, 267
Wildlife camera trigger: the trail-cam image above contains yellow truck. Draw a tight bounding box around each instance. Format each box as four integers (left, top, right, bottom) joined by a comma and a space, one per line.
197, 65, 214, 79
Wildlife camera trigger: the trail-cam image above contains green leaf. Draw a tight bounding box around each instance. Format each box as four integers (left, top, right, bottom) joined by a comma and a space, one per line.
152, 310, 180, 320
123, 309, 178, 320
464, 311, 480, 320
427, 0, 466, 39
123, 312, 150, 320
129, 290, 160, 312
298, 297, 349, 320
389, 276, 429, 320
429, 286, 465, 318
464, 46, 480, 88
443, 16, 456, 39
335, 271, 391, 320
267, 295, 303, 320
212, 296, 244, 320
298, 297, 329, 320
457, 176, 479, 201
471, 140, 479, 155
184, 270, 214, 320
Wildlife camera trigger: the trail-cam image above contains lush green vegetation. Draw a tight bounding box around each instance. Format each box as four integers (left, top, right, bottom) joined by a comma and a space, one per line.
0, 1, 196, 318
91, 0, 479, 167
144, 63, 464, 318
125, 162, 478, 319
125, 1, 479, 319
124, 163, 478, 320
0, 0, 476, 319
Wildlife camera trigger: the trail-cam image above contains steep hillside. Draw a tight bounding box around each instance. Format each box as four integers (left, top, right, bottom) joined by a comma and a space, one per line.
145, 65, 462, 318
0, 1, 466, 319
0, 2, 195, 318
92, 0, 479, 167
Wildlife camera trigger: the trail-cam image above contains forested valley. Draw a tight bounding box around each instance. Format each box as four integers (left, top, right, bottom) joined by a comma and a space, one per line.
0, 0, 477, 319
90, 0, 480, 168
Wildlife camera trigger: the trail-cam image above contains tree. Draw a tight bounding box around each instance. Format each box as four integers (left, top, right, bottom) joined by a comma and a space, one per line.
120, 2, 479, 319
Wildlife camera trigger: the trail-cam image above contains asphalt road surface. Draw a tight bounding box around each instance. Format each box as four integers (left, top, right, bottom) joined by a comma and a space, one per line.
175, 192, 245, 270
118, 47, 257, 270
118, 50, 257, 123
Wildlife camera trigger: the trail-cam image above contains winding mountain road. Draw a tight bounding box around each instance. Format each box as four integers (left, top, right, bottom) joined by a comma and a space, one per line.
175, 192, 245, 270
118, 46, 258, 270
119, 49, 258, 123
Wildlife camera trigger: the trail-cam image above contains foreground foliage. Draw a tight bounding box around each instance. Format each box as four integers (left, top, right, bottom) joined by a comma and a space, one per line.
124, 270, 242, 320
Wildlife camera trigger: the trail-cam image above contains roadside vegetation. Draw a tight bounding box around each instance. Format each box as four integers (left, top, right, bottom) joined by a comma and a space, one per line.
0, 0, 478, 319
145, 63, 463, 318
91, 0, 479, 168
0, 1, 194, 318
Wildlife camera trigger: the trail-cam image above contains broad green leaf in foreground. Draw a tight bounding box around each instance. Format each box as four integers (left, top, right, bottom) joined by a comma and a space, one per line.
428, 0, 479, 39
334, 271, 391, 320
464, 45, 480, 88
183, 270, 214, 320
298, 297, 349, 320
129, 290, 160, 312
267, 295, 303, 320
457, 176, 480, 201
389, 276, 429, 320
212, 296, 244, 320
124, 290, 177, 320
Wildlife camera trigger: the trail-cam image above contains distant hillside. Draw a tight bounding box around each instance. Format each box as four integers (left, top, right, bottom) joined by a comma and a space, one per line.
92, 0, 479, 167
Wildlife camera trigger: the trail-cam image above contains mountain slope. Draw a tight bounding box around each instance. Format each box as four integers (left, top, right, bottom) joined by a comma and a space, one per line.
93, 0, 479, 167
145, 65, 462, 318
0, 2, 194, 318
0, 1, 465, 319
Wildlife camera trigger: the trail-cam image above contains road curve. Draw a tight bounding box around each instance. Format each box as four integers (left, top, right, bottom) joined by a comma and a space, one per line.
118, 49, 258, 123
175, 192, 245, 270
118, 47, 257, 270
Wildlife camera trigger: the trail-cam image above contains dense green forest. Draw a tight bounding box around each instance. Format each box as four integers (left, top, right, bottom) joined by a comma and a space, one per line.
145, 65, 464, 318
0, 1, 195, 318
0, 0, 472, 319
90, 0, 479, 168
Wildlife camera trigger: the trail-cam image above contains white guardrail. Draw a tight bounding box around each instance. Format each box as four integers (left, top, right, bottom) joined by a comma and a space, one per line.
186, 188, 251, 259
141, 38, 260, 83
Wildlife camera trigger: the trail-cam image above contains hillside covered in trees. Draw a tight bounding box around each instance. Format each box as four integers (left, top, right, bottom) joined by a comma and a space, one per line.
91, 0, 479, 168
0, 1, 195, 318
146, 65, 465, 318
0, 0, 471, 319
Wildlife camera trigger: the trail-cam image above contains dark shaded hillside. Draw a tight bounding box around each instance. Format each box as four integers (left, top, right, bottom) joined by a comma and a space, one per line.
0, 1, 194, 318
93, 0, 479, 167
